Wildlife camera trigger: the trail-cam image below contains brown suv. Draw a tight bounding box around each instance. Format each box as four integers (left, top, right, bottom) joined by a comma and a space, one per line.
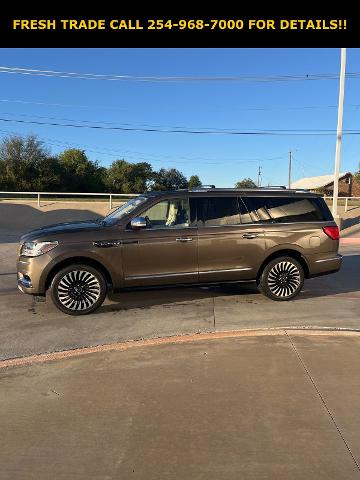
17, 188, 342, 315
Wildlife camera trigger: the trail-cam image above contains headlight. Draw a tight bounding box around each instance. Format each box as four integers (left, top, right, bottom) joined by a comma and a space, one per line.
21, 241, 58, 257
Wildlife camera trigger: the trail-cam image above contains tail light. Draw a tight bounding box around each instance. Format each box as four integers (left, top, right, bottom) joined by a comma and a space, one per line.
323, 226, 340, 240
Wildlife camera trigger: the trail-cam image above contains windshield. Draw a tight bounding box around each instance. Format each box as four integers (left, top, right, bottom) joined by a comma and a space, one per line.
103, 196, 148, 226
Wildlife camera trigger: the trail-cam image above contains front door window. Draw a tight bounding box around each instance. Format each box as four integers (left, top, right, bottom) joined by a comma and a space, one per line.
141, 198, 190, 229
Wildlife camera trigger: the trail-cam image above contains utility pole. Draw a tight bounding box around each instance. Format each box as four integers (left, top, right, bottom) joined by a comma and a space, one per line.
257, 166, 262, 187
288, 150, 292, 189
332, 48, 347, 219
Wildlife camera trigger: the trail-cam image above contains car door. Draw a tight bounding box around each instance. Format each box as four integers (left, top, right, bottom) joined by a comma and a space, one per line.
121, 196, 198, 287
196, 196, 266, 283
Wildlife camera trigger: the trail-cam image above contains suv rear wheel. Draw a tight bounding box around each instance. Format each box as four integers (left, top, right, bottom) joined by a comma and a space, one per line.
50, 264, 107, 315
258, 256, 304, 301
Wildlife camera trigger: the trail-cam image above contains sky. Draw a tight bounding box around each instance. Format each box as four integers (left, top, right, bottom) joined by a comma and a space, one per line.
0, 48, 359, 188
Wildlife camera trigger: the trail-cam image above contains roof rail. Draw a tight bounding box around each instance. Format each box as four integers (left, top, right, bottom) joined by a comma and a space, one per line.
260, 185, 287, 189
189, 184, 216, 191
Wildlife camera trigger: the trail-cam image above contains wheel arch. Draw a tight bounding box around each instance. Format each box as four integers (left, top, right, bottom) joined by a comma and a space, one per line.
45, 256, 113, 291
256, 249, 310, 282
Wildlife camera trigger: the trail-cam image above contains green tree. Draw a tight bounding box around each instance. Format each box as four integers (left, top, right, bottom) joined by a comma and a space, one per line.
31, 156, 62, 191
235, 178, 257, 189
188, 175, 202, 189
0, 157, 8, 189
0, 135, 59, 190
58, 149, 105, 192
105, 159, 153, 193
151, 168, 188, 191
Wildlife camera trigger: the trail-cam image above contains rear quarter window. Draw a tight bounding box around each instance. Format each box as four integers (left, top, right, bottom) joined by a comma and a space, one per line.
242, 196, 333, 223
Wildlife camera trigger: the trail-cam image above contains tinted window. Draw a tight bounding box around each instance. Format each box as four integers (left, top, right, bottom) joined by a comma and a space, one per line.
238, 197, 254, 224
311, 197, 333, 221
197, 197, 241, 226
140, 198, 190, 229
241, 197, 272, 223
242, 196, 332, 223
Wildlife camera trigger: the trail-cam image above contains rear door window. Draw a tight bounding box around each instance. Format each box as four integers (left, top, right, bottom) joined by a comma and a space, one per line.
241, 197, 272, 223
197, 197, 241, 226
238, 197, 255, 224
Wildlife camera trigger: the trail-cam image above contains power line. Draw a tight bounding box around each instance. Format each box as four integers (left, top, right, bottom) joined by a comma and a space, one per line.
292, 155, 330, 176
2, 116, 360, 136
3, 111, 356, 134
2, 97, 360, 112
3, 97, 360, 116
1, 111, 119, 126
2, 65, 360, 83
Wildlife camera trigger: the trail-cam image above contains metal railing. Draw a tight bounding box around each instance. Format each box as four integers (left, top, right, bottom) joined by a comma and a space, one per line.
0, 191, 139, 209
323, 196, 360, 213
1, 191, 360, 214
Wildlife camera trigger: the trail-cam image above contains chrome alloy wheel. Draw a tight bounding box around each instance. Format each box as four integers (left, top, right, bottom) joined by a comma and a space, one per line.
267, 261, 301, 298
57, 270, 101, 311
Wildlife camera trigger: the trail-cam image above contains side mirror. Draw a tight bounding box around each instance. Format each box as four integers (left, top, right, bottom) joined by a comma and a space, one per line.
131, 217, 147, 230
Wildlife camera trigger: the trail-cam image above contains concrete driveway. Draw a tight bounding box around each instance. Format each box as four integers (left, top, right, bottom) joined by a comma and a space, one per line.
2, 331, 360, 480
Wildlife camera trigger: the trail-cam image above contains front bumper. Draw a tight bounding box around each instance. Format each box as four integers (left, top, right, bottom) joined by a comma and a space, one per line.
18, 272, 33, 292
17, 253, 55, 295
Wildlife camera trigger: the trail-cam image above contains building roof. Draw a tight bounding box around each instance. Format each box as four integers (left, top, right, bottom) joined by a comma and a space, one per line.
290, 172, 350, 190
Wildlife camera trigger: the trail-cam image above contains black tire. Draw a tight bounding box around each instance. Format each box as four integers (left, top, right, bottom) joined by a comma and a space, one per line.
258, 256, 304, 301
50, 264, 107, 315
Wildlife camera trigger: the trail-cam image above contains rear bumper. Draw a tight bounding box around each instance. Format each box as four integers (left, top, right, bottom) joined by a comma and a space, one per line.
308, 253, 342, 277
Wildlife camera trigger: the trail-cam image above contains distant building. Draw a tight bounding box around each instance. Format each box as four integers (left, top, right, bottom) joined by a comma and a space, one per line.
291, 172, 360, 197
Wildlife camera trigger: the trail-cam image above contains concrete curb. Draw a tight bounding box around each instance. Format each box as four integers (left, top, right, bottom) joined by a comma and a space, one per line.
2, 327, 360, 370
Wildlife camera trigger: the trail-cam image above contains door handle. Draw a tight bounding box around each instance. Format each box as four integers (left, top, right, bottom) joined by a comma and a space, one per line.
242, 233, 258, 239
176, 237, 193, 242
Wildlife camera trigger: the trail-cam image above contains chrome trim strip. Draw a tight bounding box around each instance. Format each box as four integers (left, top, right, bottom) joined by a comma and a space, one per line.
260, 221, 333, 226
124, 221, 333, 233
199, 267, 252, 274
315, 257, 342, 263
125, 271, 197, 280
124, 226, 196, 232
126, 266, 253, 280
196, 221, 332, 229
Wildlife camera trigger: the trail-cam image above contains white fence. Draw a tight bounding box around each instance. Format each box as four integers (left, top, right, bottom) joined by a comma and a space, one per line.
0, 191, 139, 209
323, 196, 360, 213
1, 191, 360, 214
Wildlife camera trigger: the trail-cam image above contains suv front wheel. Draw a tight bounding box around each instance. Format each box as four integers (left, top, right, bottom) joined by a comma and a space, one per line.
258, 256, 304, 301
50, 264, 107, 315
